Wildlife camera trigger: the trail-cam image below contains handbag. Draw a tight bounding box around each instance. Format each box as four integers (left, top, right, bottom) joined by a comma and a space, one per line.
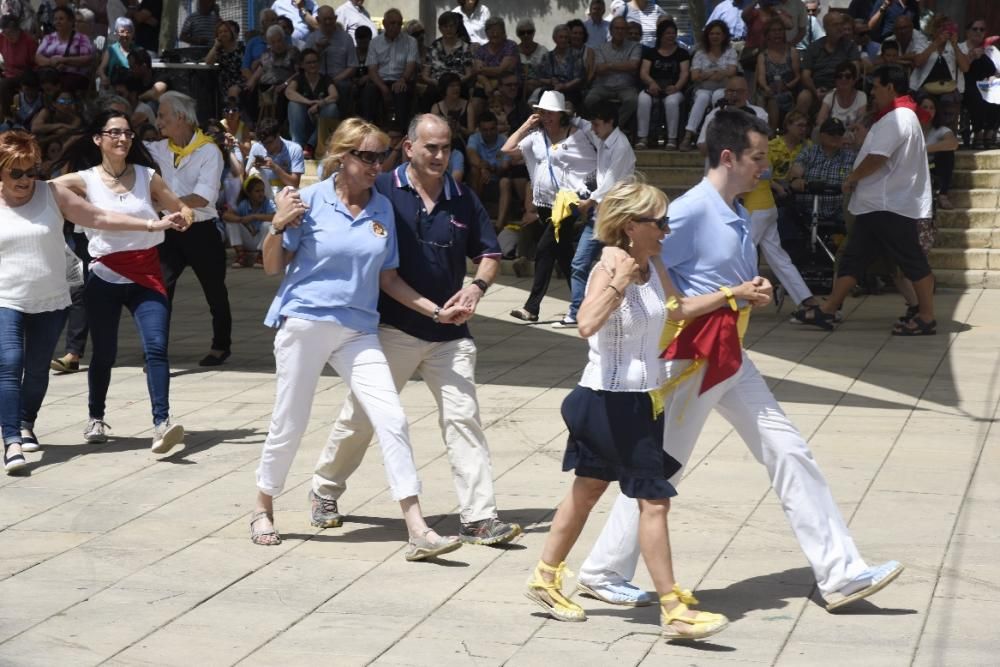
922, 79, 957, 95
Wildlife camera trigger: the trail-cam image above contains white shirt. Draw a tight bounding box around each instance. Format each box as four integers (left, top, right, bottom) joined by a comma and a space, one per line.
146, 138, 224, 221
455, 3, 490, 45
271, 0, 318, 46
581, 124, 636, 203
707, 0, 746, 41
910, 40, 962, 94
0, 182, 71, 314
336, 0, 376, 44
579, 260, 671, 392
849, 105, 931, 220
822, 89, 867, 127
611, 0, 667, 48
518, 126, 598, 207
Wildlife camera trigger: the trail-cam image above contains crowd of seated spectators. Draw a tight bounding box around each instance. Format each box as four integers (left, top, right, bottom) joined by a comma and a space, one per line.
0, 0, 997, 274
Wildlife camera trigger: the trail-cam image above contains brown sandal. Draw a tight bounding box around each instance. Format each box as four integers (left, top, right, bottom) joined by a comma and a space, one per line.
249, 511, 281, 546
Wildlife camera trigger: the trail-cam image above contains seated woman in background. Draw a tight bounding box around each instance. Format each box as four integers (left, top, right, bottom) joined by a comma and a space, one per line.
430, 72, 475, 142
222, 174, 274, 268
681, 20, 737, 151
813, 61, 866, 145
636, 19, 690, 150
920, 95, 958, 210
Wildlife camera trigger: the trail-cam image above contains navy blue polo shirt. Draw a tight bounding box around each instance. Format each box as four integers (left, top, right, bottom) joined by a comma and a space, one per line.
375, 164, 501, 342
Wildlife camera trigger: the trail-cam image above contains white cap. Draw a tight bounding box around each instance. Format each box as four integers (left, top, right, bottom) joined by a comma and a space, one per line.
534, 90, 567, 113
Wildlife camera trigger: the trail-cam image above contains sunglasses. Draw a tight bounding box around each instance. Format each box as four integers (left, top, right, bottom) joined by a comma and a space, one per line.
7, 165, 42, 179
223, 106, 240, 114
100, 128, 136, 139
634, 215, 670, 231
350, 149, 391, 165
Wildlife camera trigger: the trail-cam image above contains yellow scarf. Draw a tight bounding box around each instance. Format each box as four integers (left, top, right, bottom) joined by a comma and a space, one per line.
550, 189, 580, 242
167, 129, 216, 167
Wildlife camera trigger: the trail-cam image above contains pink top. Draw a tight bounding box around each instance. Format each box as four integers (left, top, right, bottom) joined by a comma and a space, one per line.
36, 30, 95, 77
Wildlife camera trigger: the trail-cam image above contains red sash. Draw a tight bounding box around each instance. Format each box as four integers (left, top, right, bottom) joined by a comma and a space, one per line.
661, 308, 743, 395
873, 94, 932, 125
93, 247, 167, 296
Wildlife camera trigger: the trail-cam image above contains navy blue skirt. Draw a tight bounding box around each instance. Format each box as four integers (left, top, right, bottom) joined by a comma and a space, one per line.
560, 386, 681, 500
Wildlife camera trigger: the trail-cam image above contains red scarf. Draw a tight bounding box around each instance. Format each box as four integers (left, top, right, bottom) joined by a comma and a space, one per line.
661, 308, 743, 395
873, 94, 932, 125
93, 247, 167, 296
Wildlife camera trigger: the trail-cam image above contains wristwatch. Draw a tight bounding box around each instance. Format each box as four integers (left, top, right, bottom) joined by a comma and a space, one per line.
471, 278, 489, 294
269, 225, 285, 235
432, 306, 442, 323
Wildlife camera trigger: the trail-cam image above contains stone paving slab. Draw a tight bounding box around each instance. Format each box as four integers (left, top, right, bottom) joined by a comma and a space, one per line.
1, 268, 998, 666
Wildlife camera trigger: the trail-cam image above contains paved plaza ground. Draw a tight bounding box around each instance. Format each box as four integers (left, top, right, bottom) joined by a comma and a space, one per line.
1, 268, 998, 666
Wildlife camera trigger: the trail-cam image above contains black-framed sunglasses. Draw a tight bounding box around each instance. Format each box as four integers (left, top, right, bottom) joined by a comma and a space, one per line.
349, 149, 391, 165
223, 106, 240, 114
100, 128, 136, 139
634, 215, 670, 231
416, 209, 455, 249
8, 165, 43, 179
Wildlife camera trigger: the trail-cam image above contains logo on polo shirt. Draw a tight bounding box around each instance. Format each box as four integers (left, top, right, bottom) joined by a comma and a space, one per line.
370, 221, 387, 238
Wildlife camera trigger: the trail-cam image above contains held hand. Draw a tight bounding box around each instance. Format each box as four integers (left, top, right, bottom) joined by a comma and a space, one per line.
391, 80, 408, 93
751, 276, 773, 300
437, 304, 473, 325
842, 179, 856, 194
611, 251, 639, 284
273, 187, 307, 230
442, 283, 484, 313
178, 206, 195, 230
647, 82, 662, 96
159, 212, 188, 231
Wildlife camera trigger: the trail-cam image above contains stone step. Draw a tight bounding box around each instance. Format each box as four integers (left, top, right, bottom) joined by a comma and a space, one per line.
933, 269, 1000, 288
936, 207, 1000, 228
928, 247, 1000, 271
947, 189, 1000, 209
952, 170, 1000, 189
956, 149, 1000, 170
935, 228, 996, 249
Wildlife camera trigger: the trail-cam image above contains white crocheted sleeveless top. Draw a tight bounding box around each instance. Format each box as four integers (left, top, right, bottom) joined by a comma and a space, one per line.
579, 260, 670, 392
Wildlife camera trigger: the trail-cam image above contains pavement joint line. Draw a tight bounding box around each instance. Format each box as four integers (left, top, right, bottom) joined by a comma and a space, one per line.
908, 294, 999, 667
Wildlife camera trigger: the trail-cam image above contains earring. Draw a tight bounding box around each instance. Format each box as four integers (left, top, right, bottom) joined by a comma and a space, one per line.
628, 237, 634, 249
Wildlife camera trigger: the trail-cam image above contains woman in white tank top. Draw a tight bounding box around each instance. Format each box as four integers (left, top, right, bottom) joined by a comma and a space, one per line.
525, 180, 761, 641
0, 129, 186, 473
52, 111, 195, 457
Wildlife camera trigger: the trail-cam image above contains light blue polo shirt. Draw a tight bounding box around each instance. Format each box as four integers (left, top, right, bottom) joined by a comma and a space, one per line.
661, 178, 758, 300
264, 176, 398, 333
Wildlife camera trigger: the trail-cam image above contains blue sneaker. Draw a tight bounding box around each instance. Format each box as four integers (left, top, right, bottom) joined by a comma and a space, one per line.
825, 560, 904, 612
576, 580, 656, 607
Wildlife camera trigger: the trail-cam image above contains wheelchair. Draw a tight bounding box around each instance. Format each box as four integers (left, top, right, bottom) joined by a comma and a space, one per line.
776, 181, 847, 295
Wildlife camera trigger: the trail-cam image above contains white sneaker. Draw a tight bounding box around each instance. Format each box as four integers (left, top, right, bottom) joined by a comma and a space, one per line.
84, 419, 110, 444
825, 560, 903, 611
151, 420, 184, 455
551, 316, 577, 329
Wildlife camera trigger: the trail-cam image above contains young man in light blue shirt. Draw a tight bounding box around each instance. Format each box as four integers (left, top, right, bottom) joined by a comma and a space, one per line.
576, 109, 904, 613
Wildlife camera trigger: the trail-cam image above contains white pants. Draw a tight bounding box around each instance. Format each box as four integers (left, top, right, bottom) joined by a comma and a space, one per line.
750, 208, 812, 306
637, 90, 685, 140
579, 353, 868, 597
685, 88, 725, 134
255, 317, 420, 501
313, 325, 498, 524
226, 221, 269, 251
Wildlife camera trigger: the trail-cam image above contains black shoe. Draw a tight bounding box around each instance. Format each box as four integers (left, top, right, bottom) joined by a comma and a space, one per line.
198, 350, 231, 367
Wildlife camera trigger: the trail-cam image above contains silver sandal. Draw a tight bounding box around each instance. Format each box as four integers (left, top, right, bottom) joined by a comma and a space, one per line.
404, 528, 462, 561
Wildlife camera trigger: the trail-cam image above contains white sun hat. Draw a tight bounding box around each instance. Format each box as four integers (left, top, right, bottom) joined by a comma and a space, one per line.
534, 90, 567, 113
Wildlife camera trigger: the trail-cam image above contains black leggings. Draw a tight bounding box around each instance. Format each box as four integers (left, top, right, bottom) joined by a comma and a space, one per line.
931, 150, 955, 194
522, 206, 575, 316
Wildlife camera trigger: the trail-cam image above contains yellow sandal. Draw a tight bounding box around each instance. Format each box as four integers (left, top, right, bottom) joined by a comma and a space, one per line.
660, 584, 729, 641
525, 560, 586, 622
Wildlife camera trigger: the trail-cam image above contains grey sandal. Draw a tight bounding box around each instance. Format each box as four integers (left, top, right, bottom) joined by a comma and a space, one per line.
250, 511, 281, 546
404, 528, 462, 561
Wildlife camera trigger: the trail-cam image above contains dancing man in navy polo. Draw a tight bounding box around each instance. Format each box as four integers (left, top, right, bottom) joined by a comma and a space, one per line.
310, 114, 522, 546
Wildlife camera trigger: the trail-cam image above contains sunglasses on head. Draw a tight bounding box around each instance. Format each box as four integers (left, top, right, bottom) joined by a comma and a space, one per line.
349, 149, 391, 165
634, 215, 670, 231
7, 165, 42, 179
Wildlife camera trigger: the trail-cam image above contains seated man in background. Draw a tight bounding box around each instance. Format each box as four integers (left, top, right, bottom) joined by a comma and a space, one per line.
466, 111, 525, 252
361, 8, 417, 132
798, 11, 861, 115
584, 16, 640, 129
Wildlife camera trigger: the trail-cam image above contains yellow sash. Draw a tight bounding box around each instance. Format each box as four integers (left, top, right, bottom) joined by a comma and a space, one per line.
167, 130, 216, 168
550, 190, 580, 242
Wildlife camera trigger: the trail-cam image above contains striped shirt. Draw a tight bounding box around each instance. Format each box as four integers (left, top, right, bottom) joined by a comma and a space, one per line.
179, 11, 219, 46
612, 0, 667, 48
365, 32, 418, 82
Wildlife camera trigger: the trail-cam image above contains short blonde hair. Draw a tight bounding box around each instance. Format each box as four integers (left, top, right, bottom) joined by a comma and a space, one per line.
0, 130, 42, 173
595, 177, 668, 248
321, 118, 389, 177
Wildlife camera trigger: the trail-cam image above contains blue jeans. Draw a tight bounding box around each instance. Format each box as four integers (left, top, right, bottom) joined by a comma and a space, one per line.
568, 220, 605, 320
288, 100, 340, 148
0, 307, 68, 444
85, 276, 171, 425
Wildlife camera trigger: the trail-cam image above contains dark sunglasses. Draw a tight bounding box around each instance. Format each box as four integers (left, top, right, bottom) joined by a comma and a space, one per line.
634, 215, 670, 231
223, 106, 240, 114
350, 149, 391, 165
100, 129, 136, 139
8, 165, 42, 179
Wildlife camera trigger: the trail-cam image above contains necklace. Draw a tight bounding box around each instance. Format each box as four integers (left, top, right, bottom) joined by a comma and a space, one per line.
101, 162, 129, 185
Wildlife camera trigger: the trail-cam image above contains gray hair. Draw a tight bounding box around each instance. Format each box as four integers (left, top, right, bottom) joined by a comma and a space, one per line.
516, 18, 535, 33
159, 91, 199, 126
484, 16, 505, 33
406, 113, 451, 143
96, 92, 131, 112
259, 8, 277, 23
552, 24, 568, 39
265, 24, 284, 41
114, 17, 134, 32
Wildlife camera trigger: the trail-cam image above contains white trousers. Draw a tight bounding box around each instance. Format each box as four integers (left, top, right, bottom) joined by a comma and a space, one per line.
226, 221, 269, 251
637, 90, 685, 140
750, 208, 812, 306
685, 88, 725, 134
579, 353, 868, 597
255, 317, 420, 501
312, 325, 498, 524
